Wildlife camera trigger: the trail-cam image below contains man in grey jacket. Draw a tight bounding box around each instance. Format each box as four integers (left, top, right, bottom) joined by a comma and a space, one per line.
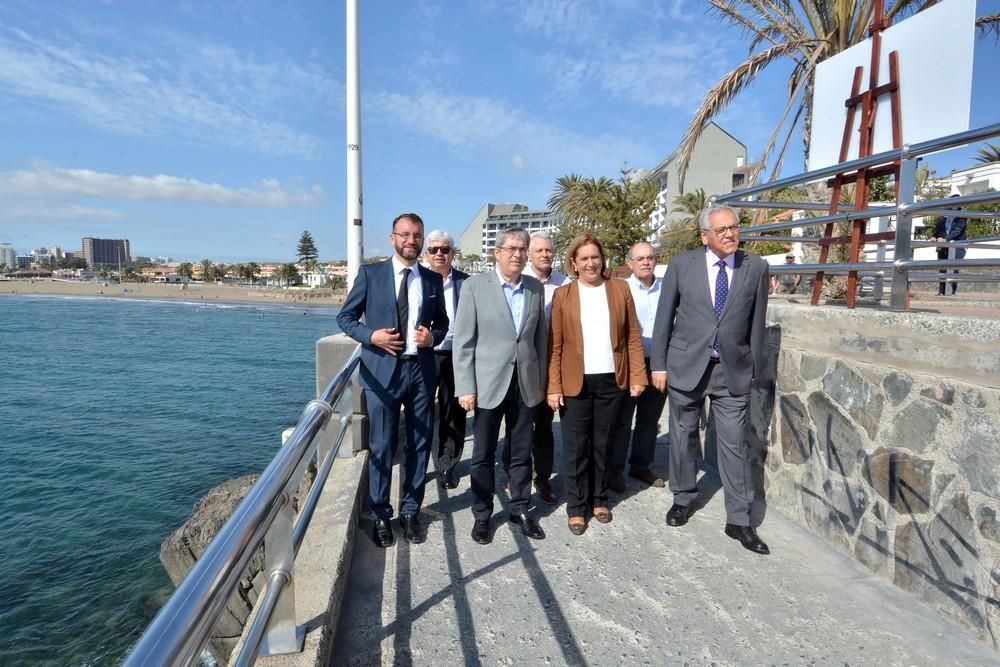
453, 227, 548, 544
651, 205, 770, 555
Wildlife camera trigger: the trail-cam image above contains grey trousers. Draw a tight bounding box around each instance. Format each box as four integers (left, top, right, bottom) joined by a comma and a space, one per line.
667, 361, 753, 526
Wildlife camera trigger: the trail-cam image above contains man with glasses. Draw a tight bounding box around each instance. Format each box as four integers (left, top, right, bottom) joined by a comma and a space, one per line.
453, 228, 548, 544
337, 213, 449, 548
651, 205, 771, 555
424, 230, 470, 489
610, 241, 668, 492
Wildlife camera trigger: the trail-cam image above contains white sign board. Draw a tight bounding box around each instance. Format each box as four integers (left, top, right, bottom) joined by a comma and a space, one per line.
808, 0, 975, 172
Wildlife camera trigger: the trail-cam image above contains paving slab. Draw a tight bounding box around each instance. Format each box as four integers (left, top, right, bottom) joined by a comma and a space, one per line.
331, 424, 1000, 666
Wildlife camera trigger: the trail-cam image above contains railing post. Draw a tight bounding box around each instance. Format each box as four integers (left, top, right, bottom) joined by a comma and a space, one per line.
874, 214, 888, 299
260, 495, 304, 656
890, 151, 917, 310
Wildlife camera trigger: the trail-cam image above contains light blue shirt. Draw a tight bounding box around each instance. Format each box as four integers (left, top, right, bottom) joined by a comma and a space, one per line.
497, 267, 525, 334
626, 273, 661, 358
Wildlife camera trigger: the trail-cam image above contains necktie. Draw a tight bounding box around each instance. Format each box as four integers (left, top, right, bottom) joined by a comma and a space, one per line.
945, 217, 953, 237
713, 259, 728, 354
397, 267, 410, 347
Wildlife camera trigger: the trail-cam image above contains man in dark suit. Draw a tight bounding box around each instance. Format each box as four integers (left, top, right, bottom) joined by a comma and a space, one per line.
423, 230, 470, 489
933, 194, 967, 295
650, 205, 771, 555
337, 213, 449, 547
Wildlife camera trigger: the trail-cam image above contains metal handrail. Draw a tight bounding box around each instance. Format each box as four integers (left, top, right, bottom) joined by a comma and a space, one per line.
125, 345, 362, 667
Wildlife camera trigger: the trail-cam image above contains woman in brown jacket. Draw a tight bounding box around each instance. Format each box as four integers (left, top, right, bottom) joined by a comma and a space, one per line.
547, 234, 646, 535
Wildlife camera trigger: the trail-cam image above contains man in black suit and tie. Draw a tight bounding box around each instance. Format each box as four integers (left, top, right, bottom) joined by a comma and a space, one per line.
651, 205, 771, 555
424, 230, 470, 489
933, 194, 968, 295
337, 213, 449, 547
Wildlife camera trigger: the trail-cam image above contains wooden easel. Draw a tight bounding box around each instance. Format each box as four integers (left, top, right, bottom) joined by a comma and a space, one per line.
811, 0, 904, 308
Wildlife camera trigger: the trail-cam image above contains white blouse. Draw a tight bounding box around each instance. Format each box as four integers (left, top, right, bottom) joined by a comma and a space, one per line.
578, 282, 614, 375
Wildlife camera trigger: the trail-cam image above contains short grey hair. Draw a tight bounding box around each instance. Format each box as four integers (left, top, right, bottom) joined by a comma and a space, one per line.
425, 229, 454, 247
529, 231, 553, 247
627, 240, 655, 260
495, 227, 529, 251
698, 205, 740, 231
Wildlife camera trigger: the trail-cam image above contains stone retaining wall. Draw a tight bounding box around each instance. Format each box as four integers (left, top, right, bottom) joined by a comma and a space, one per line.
760, 302, 1000, 649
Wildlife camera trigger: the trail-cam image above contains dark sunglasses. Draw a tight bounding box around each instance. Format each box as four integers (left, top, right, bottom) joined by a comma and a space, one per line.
427, 246, 452, 255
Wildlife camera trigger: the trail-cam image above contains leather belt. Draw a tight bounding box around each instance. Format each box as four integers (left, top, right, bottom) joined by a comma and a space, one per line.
399, 354, 418, 361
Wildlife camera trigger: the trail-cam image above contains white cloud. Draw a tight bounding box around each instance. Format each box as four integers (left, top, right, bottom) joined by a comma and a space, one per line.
371, 90, 654, 174
0, 25, 334, 158
511, 155, 528, 173
0, 201, 124, 223
0, 166, 324, 208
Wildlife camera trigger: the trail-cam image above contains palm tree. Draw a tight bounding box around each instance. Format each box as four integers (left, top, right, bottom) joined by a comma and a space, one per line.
670, 188, 709, 227
677, 2, 1000, 190
247, 262, 260, 284
199, 258, 212, 282
177, 262, 194, 280
974, 143, 1000, 165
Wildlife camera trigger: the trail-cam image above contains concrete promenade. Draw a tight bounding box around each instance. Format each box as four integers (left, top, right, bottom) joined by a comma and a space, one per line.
330, 420, 1000, 666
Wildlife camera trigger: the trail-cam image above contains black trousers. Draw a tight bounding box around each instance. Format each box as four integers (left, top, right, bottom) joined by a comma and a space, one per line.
561, 373, 624, 518
434, 351, 467, 473
470, 372, 536, 519
937, 246, 966, 294
611, 360, 667, 475
502, 401, 556, 483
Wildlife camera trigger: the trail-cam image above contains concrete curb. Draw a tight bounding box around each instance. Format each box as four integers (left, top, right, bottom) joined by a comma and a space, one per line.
233, 451, 368, 666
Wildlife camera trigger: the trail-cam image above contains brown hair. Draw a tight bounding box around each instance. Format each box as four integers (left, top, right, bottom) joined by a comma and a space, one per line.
392, 213, 424, 230
565, 233, 608, 279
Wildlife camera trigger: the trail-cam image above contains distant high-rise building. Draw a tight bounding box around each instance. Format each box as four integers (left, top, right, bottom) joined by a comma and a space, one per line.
0, 243, 16, 269
459, 203, 562, 258
82, 237, 131, 268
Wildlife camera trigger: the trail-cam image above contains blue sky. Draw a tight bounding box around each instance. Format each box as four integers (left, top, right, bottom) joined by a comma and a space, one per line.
0, 0, 997, 262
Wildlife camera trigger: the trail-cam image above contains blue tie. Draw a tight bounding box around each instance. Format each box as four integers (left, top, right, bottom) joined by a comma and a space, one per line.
713, 259, 728, 353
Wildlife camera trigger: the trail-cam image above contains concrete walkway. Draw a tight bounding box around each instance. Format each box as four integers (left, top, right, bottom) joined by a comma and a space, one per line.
331, 423, 999, 666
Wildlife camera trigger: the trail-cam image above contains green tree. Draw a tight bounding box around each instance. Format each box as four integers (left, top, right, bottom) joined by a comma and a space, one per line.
671, 188, 709, 227
868, 175, 894, 202
675, 2, 1000, 190
199, 258, 212, 281
974, 143, 1000, 165
297, 231, 319, 270
177, 262, 194, 280
61, 256, 88, 270
242, 262, 260, 284
276, 263, 300, 287
547, 169, 658, 266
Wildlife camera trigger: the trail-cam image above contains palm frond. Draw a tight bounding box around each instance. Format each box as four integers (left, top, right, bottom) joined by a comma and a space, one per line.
676, 38, 819, 190
976, 12, 1000, 40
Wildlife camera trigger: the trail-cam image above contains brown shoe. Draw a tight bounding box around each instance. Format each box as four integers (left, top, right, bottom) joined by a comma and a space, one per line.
593, 506, 612, 524
568, 516, 587, 535
629, 469, 665, 488
608, 471, 626, 493
534, 481, 557, 505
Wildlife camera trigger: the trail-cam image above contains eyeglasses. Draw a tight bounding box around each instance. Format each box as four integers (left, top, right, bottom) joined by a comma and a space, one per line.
393, 232, 424, 240
497, 246, 528, 255
629, 255, 655, 263
427, 246, 452, 255
708, 225, 741, 237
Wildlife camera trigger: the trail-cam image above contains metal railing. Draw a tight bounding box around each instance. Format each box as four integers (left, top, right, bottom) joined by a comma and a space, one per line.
125, 345, 362, 667
712, 122, 1000, 309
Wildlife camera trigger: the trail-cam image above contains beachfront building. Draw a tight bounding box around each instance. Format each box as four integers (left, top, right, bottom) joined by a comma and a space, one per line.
82, 237, 132, 268
948, 161, 1000, 196
640, 122, 751, 234
458, 203, 561, 258
0, 243, 15, 269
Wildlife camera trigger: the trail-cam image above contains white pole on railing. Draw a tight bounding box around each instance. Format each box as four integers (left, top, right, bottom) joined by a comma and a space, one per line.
890, 153, 918, 310
345, 0, 363, 291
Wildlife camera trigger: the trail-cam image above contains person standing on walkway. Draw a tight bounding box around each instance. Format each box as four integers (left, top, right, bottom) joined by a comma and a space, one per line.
509, 231, 570, 506
336, 213, 448, 548
453, 227, 548, 544
770, 254, 801, 294
424, 230, 470, 490
933, 194, 967, 296
610, 241, 668, 492
548, 234, 646, 536
650, 205, 771, 555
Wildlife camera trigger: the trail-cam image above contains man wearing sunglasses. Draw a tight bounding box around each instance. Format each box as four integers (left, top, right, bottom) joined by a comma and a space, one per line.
424, 231, 470, 490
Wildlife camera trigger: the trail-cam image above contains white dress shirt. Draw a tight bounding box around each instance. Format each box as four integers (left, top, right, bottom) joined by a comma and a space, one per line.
392, 255, 423, 355
525, 263, 570, 323
705, 247, 734, 358
578, 281, 614, 374
626, 273, 661, 358
434, 270, 456, 352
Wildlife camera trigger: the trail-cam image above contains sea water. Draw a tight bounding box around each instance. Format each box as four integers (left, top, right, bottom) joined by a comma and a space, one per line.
0, 295, 342, 665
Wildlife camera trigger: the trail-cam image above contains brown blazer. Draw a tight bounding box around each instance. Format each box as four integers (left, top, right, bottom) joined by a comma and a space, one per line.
547, 278, 647, 397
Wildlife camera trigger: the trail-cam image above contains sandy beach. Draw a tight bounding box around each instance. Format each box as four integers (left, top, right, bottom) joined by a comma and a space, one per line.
0, 279, 346, 306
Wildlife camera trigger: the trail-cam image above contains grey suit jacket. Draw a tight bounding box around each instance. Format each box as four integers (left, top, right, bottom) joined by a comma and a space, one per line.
650, 248, 769, 395
452, 270, 548, 410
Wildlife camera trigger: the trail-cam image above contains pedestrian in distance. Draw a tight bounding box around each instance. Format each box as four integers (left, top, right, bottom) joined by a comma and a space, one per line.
650, 205, 771, 555
453, 227, 548, 545
933, 193, 967, 296
336, 213, 449, 548
547, 233, 646, 536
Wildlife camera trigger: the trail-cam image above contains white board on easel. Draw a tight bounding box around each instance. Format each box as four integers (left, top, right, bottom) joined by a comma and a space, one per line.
807, 0, 975, 172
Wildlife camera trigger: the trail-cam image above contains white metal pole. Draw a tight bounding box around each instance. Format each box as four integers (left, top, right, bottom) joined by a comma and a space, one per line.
345, 0, 363, 290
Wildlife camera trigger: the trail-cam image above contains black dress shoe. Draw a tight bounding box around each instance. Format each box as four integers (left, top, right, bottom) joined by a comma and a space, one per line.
372, 518, 395, 548
725, 524, 770, 555
510, 512, 545, 540
399, 514, 426, 544
666, 503, 694, 527
471, 519, 491, 545
608, 471, 626, 493
440, 468, 459, 489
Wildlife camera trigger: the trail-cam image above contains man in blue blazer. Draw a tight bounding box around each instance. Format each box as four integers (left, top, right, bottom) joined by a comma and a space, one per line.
933, 194, 968, 295
337, 213, 449, 547
423, 229, 470, 489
